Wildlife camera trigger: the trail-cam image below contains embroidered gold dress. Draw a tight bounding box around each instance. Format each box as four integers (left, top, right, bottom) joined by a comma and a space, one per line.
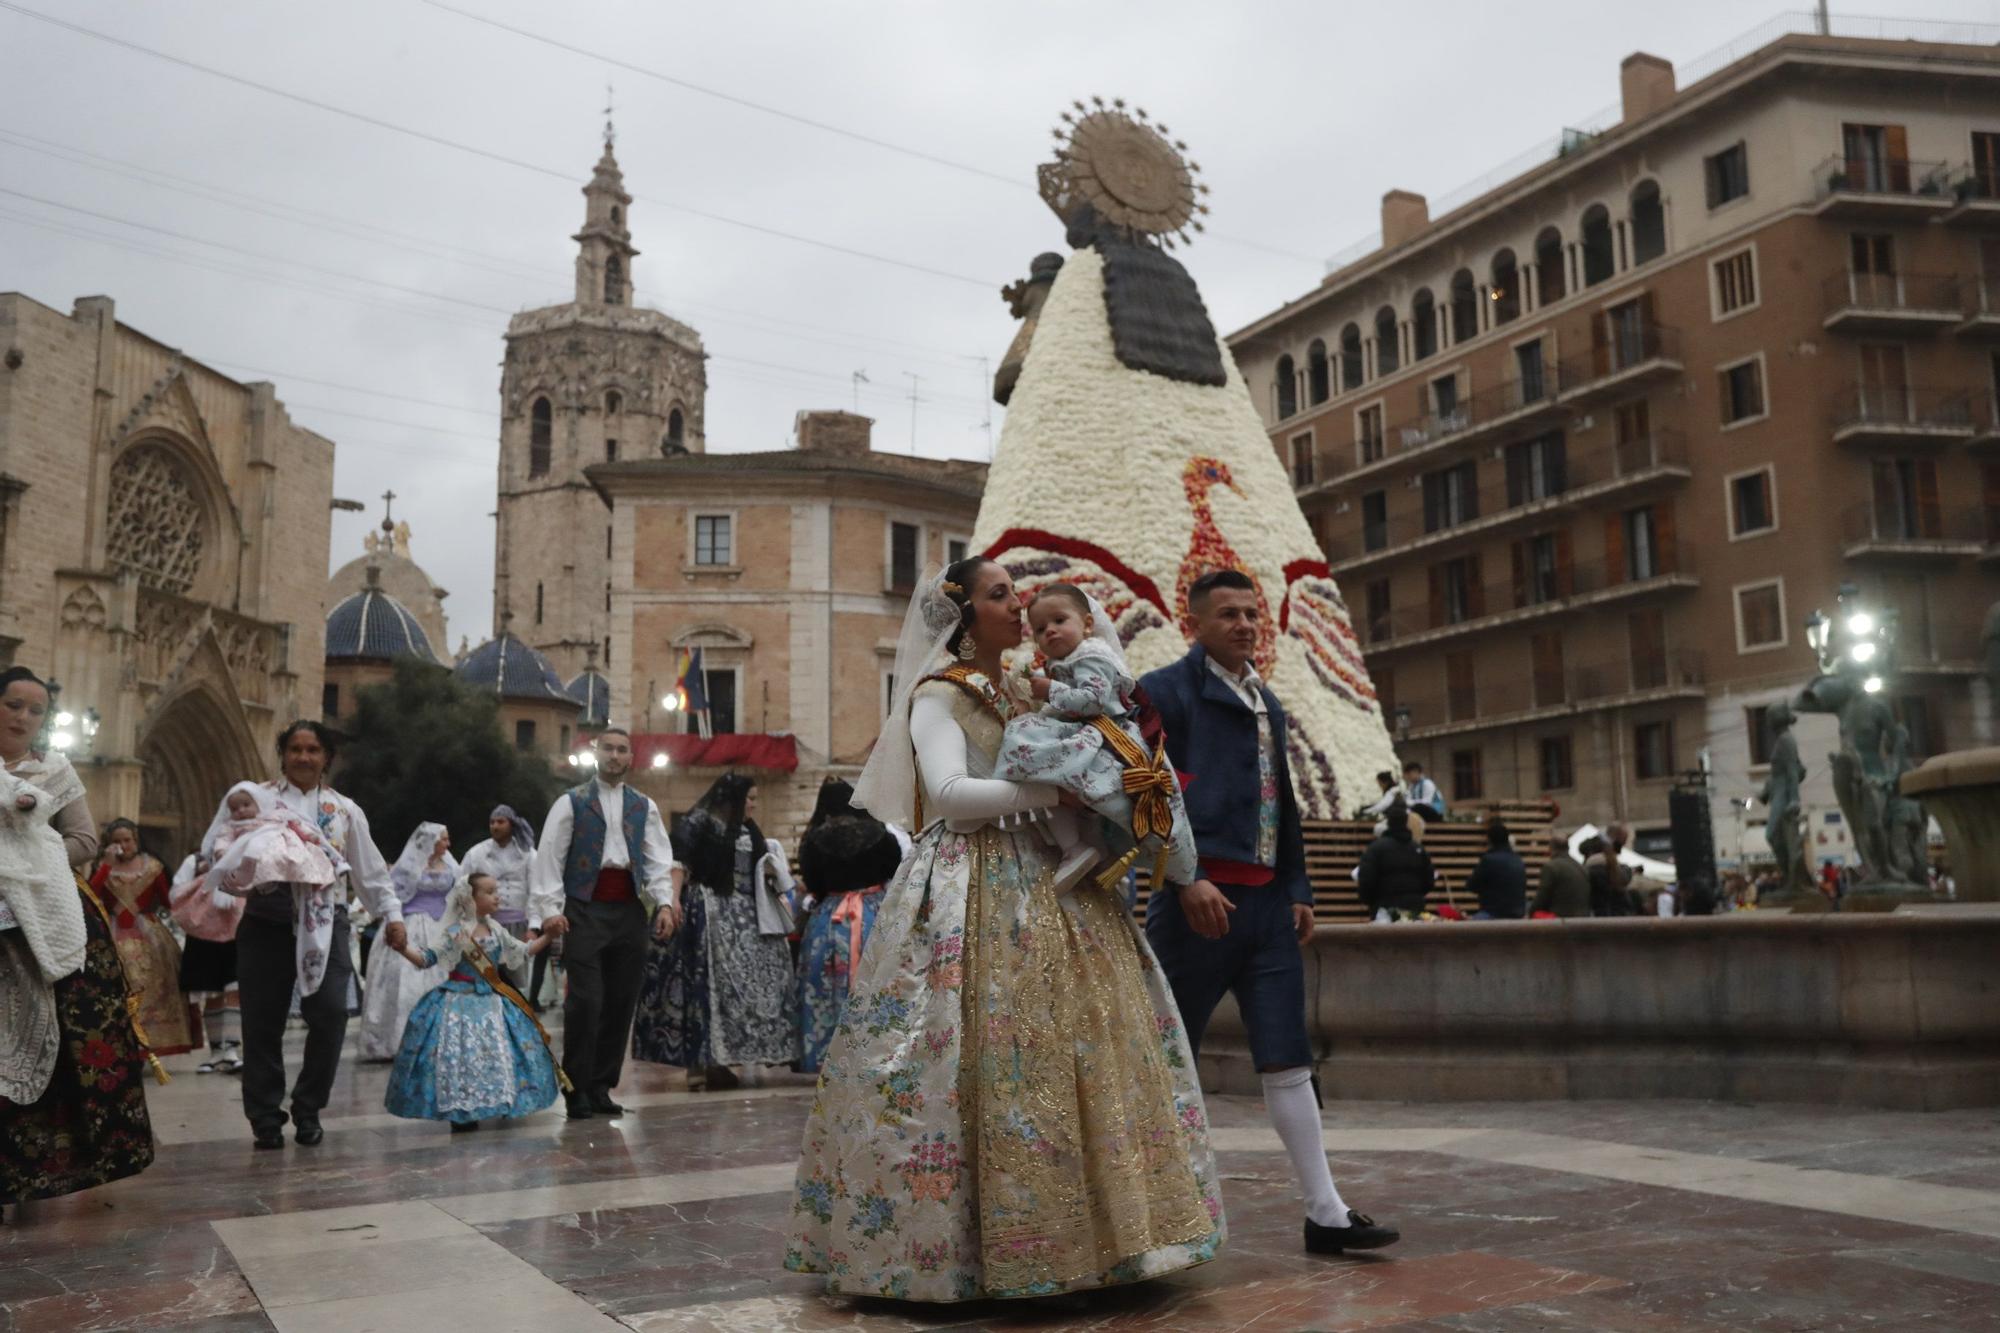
786, 668, 1223, 1301
91, 854, 195, 1055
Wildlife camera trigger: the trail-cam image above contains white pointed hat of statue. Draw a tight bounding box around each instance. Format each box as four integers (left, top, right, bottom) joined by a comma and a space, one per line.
973, 98, 1397, 818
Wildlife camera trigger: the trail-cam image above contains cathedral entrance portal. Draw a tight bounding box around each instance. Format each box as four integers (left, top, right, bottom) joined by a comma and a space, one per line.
135, 680, 263, 867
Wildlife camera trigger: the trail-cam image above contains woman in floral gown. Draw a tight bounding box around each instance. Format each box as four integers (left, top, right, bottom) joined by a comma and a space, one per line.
633, 774, 797, 1088
0, 666, 154, 1210
89, 820, 196, 1056
793, 778, 904, 1073
785, 559, 1223, 1302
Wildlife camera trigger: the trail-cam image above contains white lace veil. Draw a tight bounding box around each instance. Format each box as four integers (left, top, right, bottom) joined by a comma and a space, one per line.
439, 868, 484, 935
852, 566, 961, 825
1083, 594, 1126, 664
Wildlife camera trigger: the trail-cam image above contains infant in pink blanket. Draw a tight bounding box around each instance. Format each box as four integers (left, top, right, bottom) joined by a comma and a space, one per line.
204, 781, 343, 897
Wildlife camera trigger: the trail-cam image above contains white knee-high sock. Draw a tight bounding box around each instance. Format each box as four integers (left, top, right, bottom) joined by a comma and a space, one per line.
1262, 1067, 1350, 1226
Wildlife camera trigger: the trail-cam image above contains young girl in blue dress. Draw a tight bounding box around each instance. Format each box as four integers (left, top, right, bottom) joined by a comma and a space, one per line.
383, 871, 563, 1132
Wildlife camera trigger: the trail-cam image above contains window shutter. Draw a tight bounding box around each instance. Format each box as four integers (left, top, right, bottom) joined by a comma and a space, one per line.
1605, 513, 1627, 585
1556, 528, 1575, 596
1510, 541, 1528, 608
1590, 309, 1609, 376
1428, 565, 1444, 627
1872, 460, 1898, 534
1467, 554, 1486, 617
1705, 155, 1720, 209
1916, 460, 1941, 538
1885, 125, 1911, 190
1654, 502, 1677, 572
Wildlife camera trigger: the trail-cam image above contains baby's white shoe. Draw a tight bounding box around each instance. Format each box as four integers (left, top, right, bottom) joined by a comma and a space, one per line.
1052, 845, 1101, 895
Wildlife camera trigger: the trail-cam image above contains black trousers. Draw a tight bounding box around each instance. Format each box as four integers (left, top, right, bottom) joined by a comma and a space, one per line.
237, 906, 353, 1132
561, 896, 647, 1097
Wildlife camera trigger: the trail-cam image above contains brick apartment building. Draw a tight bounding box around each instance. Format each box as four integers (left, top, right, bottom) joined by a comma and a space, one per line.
1229, 31, 2000, 857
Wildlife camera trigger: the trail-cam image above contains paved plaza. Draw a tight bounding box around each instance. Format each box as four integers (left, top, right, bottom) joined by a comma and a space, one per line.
2, 1034, 1997, 1332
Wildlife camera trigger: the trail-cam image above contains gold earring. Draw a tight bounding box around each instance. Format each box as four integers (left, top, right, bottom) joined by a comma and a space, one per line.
956, 633, 977, 660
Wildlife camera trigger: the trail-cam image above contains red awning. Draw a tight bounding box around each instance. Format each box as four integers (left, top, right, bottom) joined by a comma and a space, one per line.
631, 733, 799, 772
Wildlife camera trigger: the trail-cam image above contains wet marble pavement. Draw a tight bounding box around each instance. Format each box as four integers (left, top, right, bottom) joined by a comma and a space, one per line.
5, 1033, 2000, 1331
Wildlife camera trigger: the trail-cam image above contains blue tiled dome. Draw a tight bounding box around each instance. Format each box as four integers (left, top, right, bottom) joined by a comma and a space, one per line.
454, 633, 575, 704
325, 586, 438, 663
567, 669, 611, 727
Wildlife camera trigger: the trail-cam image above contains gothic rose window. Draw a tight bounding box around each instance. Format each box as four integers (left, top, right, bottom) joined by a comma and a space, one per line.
106, 444, 206, 595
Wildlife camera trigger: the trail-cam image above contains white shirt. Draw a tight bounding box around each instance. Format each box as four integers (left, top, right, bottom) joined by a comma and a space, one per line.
527, 781, 676, 927
1404, 776, 1444, 810
1205, 656, 1269, 716
460, 836, 532, 915
1362, 788, 1401, 817
269, 780, 400, 923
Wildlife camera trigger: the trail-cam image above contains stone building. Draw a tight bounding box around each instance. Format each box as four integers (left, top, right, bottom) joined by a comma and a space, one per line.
326, 510, 450, 657
454, 630, 584, 760
493, 133, 708, 682
322, 566, 444, 723
589, 410, 986, 833
0, 292, 333, 862
1229, 30, 2000, 861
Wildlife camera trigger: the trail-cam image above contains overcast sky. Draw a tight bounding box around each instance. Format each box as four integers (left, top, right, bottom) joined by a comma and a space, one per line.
5, 0, 1989, 650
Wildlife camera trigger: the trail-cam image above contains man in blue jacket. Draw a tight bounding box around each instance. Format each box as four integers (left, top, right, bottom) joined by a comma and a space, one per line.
1140, 569, 1400, 1255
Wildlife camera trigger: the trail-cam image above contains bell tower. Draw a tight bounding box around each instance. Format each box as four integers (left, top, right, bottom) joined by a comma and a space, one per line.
492, 122, 709, 682
574, 117, 637, 307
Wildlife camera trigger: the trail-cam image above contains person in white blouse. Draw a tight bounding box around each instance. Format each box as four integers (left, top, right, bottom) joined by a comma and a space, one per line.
240, 720, 403, 1150
528, 728, 678, 1120
785, 560, 1224, 1302
459, 804, 536, 988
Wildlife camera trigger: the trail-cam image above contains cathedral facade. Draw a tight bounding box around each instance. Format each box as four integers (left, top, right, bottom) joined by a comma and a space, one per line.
493, 136, 708, 681
0, 292, 333, 863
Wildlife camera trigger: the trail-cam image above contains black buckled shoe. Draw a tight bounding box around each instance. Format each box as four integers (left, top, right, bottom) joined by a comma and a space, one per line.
253, 1126, 285, 1150
1304, 1210, 1401, 1254
565, 1094, 594, 1121
588, 1092, 626, 1117
293, 1116, 324, 1147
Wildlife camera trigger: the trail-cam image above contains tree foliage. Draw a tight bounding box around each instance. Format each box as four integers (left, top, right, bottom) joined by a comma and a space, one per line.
333, 659, 563, 863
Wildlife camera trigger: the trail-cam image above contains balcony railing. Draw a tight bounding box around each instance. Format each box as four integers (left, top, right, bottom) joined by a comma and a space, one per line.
1323, 431, 1688, 565
1557, 323, 1681, 401
1830, 385, 1977, 444
1960, 273, 2000, 334
1396, 648, 1706, 733
1358, 541, 1692, 648
1304, 369, 1570, 488
1812, 154, 1953, 208
1945, 162, 2000, 222
1839, 500, 1988, 556
1821, 271, 1964, 331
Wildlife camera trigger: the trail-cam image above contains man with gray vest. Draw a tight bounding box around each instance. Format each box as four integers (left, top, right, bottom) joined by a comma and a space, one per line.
529, 728, 679, 1120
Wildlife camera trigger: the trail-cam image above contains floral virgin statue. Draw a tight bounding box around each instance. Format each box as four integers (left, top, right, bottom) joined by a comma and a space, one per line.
785, 559, 1223, 1302
977, 100, 1397, 817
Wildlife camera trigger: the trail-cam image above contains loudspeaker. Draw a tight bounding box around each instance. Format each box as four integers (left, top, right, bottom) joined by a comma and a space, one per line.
1668, 777, 1717, 890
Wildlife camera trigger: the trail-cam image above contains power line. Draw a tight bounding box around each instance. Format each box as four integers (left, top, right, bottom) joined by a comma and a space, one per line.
0, 128, 998, 370
0, 0, 997, 288
413, 0, 1322, 266
0, 190, 990, 408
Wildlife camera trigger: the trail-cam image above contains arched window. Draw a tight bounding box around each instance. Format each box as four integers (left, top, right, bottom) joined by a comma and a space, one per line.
1534, 227, 1565, 306
665, 406, 685, 451
604, 254, 625, 304
1580, 205, 1614, 286
1306, 339, 1330, 405
604, 389, 622, 417
1274, 355, 1298, 417
1410, 288, 1437, 362
1629, 181, 1665, 266
1374, 306, 1399, 376
1339, 323, 1364, 391
1449, 268, 1479, 344
609, 205, 622, 227
529, 396, 552, 477
1490, 249, 1521, 325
